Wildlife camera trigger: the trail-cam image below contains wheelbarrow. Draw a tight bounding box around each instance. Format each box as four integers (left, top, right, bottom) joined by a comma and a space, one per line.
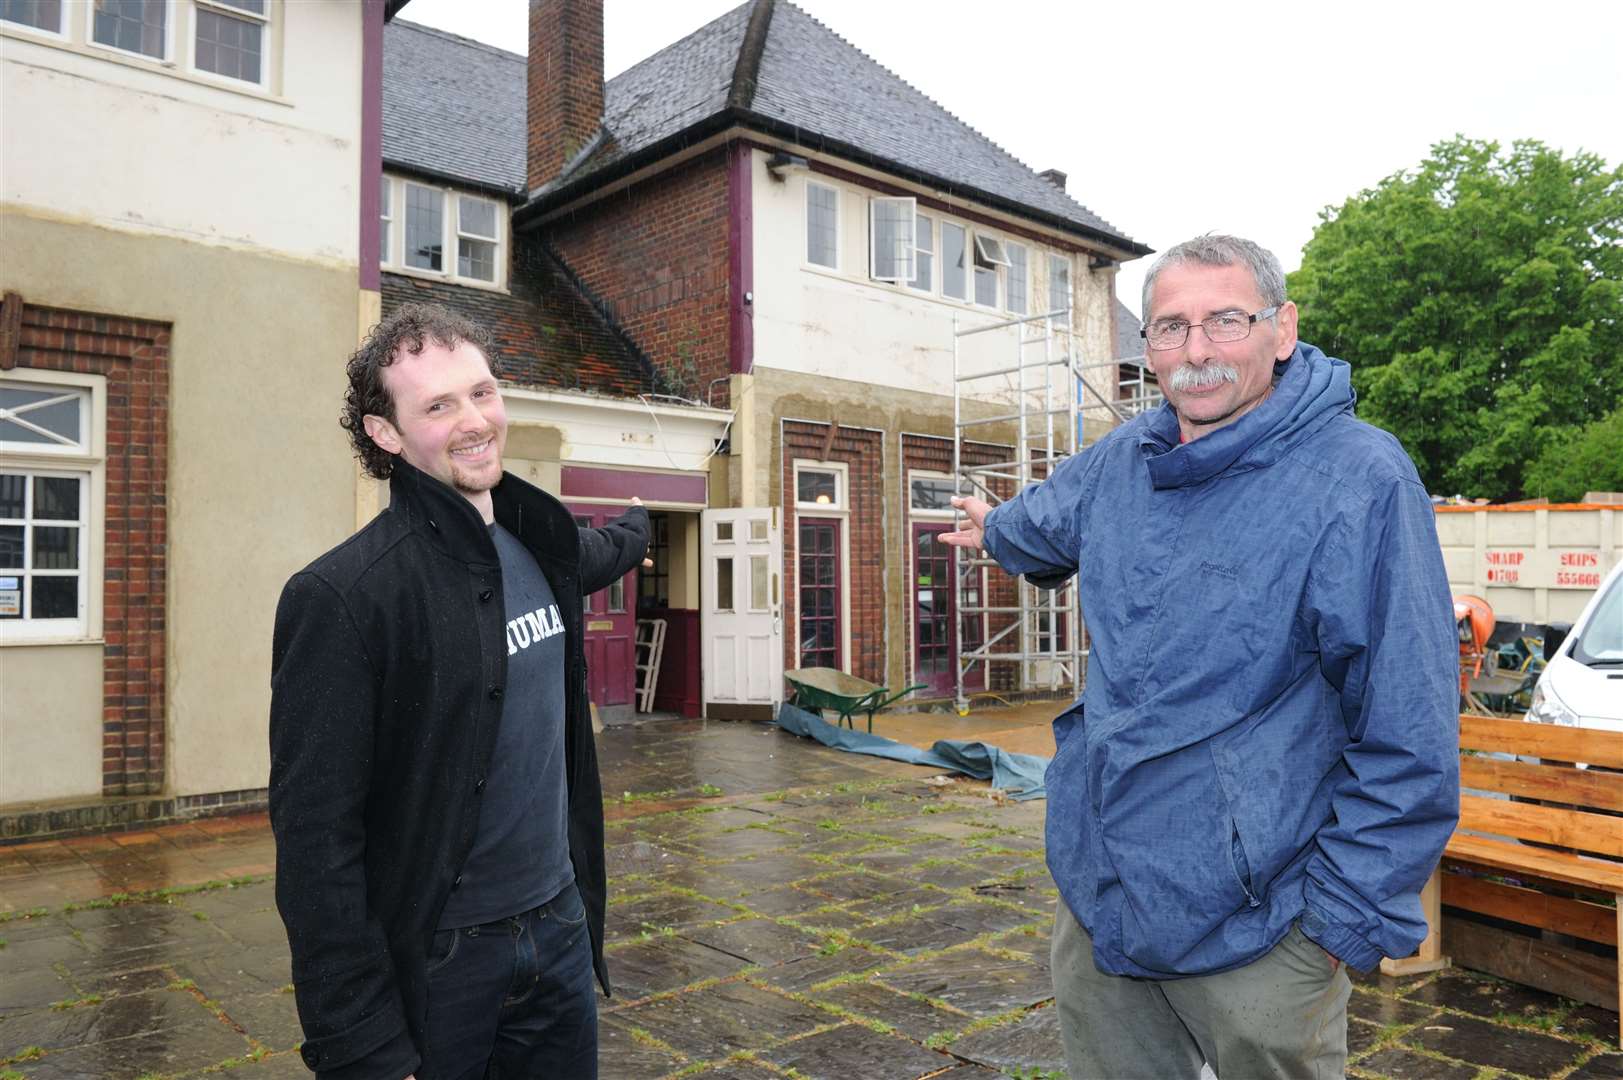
783, 667, 927, 734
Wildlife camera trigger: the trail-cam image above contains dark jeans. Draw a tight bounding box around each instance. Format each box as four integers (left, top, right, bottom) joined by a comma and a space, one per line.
418, 882, 597, 1080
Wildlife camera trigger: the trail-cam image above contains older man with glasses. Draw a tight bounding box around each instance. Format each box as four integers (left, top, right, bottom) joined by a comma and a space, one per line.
944, 235, 1459, 1079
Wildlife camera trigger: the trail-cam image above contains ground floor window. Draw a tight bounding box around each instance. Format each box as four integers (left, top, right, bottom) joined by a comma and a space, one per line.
639, 511, 670, 608
0, 470, 87, 627
797, 517, 841, 669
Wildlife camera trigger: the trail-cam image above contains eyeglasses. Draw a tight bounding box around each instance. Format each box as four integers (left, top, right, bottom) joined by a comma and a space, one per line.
1140, 306, 1279, 351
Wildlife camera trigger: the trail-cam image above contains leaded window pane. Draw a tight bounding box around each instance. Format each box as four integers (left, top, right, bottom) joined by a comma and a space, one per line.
806, 184, 838, 268
0, 0, 62, 32
196, 8, 263, 83
93, 0, 166, 58
458, 196, 497, 239
910, 213, 933, 292
1007, 244, 1028, 315
458, 238, 496, 282
405, 184, 443, 271
942, 223, 967, 300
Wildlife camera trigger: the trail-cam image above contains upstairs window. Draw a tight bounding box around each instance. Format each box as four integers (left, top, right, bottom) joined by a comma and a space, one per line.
909, 213, 934, 292
92, 0, 166, 59
1, 0, 64, 34
1006, 242, 1028, 315
384, 176, 506, 289
942, 222, 967, 301
456, 195, 498, 282
194, 0, 267, 84
868, 196, 916, 283
972, 234, 1009, 308
1049, 254, 1072, 324
806, 181, 839, 269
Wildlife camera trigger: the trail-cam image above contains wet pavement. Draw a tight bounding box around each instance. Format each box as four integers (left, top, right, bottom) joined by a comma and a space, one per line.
2, 715, 1619, 1079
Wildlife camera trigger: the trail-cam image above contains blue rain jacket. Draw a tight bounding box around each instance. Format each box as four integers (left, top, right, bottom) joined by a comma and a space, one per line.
983, 343, 1459, 977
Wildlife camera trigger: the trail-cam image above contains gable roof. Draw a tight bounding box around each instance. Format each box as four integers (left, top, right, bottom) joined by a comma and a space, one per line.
383, 4, 1146, 254
383, 21, 527, 196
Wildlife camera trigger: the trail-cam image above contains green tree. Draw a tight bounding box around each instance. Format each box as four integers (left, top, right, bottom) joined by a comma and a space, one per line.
1524, 407, 1623, 501
1288, 137, 1622, 500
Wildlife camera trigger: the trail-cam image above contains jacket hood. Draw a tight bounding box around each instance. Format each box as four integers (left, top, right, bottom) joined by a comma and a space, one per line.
1141, 342, 1354, 490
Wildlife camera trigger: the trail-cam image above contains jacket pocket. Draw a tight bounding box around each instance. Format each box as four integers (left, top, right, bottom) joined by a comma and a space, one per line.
1230, 823, 1260, 908
1099, 745, 1255, 973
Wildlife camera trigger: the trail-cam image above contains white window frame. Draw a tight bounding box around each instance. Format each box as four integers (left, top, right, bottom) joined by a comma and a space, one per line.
454, 193, 501, 284
86, 0, 175, 63
868, 195, 916, 284
0, 368, 106, 646
1005, 241, 1029, 315
908, 211, 934, 293
906, 470, 957, 519
973, 234, 1012, 268
0, 0, 68, 39
379, 174, 392, 264
381, 174, 509, 291
793, 461, 847, 511
791, 459, 851, 673
805, 179, 841, 271
189, 0, 270, 89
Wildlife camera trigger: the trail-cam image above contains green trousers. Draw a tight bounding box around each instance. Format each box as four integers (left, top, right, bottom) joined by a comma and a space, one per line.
1051, 902, 1351, 1080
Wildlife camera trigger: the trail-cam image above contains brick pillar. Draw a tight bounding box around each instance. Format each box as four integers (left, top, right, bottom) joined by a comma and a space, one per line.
527, 0, 604, 193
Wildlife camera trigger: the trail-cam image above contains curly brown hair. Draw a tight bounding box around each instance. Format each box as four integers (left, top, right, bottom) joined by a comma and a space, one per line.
341, 303, 497, 480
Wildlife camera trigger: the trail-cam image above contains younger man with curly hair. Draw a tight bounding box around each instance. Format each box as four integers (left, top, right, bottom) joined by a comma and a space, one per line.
269, 303, 648, 1080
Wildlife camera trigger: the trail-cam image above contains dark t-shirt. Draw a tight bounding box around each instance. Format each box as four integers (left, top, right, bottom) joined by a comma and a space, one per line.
437, 524, 573, 929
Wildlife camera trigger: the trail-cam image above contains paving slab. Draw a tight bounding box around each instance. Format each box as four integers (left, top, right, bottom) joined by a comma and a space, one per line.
602, 934, 751, 1001
604, 981, 829, 1061
1402, 1012, 1588, 1076
1352, 1047, 1480, 1079
947, 1003, 1067, 1071
1568, 1052, 1623, 1078
760, 1022, 958, 1078
877, 947, 1055, 1017
808, 979, 969, 1042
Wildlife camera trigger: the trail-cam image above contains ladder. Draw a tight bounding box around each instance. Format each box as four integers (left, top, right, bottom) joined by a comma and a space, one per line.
633, 618, 667, 713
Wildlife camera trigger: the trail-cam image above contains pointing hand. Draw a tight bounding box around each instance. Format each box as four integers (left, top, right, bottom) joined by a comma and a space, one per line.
940, 496, 992, 551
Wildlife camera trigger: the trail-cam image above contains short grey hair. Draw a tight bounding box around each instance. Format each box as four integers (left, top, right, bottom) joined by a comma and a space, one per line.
1141, 234, 1287, 318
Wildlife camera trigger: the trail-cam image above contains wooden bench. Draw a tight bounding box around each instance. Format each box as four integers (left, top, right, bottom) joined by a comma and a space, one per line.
1386, 714, 1623, 1042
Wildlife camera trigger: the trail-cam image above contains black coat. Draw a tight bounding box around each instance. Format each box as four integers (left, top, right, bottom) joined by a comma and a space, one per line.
268, 461, 648, 1080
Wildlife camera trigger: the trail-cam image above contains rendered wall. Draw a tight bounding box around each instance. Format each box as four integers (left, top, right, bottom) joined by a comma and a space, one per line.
0, 213, 359, 803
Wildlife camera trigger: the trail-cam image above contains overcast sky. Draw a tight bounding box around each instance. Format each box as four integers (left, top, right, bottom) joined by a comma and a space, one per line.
400, 0, 1623, 318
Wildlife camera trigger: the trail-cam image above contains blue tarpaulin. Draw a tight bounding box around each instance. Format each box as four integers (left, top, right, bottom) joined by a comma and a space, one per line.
774, 703, 1050, 800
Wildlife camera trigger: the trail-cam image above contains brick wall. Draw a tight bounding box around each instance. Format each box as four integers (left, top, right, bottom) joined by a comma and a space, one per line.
7, 300, 170, 796
541, 148, 734, 405
527, 0, 604, 191
380, 232, 654, 398
782, 421, 885, 684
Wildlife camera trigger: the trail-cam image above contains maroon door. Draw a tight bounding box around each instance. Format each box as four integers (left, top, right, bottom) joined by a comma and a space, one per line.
568, 503, 636, 708
797, 517, 841, 670
913, 523, 983, 695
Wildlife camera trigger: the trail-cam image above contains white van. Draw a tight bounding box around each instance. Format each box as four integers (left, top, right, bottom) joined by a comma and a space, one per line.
1524, 559, 1623, 732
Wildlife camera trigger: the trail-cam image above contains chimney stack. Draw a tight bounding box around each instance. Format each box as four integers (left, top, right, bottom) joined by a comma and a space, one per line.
528, 0, 604, 193
1039, 168, 1067, 191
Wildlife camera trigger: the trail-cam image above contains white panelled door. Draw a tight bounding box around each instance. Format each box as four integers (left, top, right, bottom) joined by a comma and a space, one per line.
701, 508, 782, 715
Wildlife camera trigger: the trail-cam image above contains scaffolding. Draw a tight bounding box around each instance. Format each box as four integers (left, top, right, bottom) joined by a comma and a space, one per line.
951, 308, 1079, 712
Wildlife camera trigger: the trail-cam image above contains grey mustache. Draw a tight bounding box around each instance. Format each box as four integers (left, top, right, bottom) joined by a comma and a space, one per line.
1169, 364, 1239, 392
